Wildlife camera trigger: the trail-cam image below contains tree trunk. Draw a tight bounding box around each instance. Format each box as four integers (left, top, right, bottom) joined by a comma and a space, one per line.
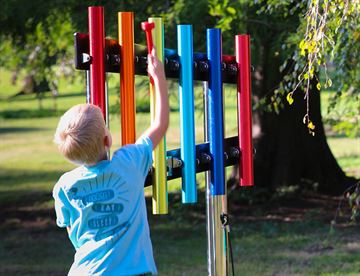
228, 32, 357, 196
250, 84, 357, 195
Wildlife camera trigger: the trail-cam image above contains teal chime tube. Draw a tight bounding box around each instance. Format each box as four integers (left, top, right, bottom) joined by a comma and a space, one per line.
177, 25, 197, 203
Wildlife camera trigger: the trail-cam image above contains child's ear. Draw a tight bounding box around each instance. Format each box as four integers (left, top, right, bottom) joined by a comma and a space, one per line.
104, 130, 112, 148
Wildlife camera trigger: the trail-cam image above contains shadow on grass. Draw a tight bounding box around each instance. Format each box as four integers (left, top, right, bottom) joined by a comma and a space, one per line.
0, 167, 70, 275
53, 92, 85, 99
0, 167, 63, 185
0, 167, 64, 210
0, 163, 358, 275
0, 179, 359, 275
0, 127, 46, 134
0, 194, 73, 276
5, 91, 85, 102
0, 109, 66, 119
0, 190, 53, 225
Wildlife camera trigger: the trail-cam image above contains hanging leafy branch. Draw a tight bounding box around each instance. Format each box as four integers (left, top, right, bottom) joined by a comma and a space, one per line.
332, 181, 360, 225
287, 0, 359, 135
208, 0, 359, 136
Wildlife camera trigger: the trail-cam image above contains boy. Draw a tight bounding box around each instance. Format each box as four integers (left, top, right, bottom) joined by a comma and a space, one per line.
53, 49, 169, 275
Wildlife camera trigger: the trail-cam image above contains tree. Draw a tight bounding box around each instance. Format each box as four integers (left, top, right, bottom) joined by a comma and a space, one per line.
208, 0, 359, 195
0, 2, 74, 108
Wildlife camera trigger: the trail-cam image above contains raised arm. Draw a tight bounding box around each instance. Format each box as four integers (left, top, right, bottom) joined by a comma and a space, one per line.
142, 48, 169, 149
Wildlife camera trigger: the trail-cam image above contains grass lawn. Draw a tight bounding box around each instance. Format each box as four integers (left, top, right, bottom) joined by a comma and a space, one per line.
0, 69, 359, 275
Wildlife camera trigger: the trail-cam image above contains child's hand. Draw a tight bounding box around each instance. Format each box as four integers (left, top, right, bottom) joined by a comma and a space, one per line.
143, 47, 169, 149
147, 48, 166, 83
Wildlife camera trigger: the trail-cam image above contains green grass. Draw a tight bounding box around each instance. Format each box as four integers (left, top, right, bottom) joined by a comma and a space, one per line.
327, 137, 360, 177
0, 69, 360, 275
232, 223, 360, 275
1, 193, 360, 275
321, 90, 360, 138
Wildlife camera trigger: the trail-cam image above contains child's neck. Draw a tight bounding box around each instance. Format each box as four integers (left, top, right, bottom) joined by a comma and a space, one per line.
85, 151, 108, 167
98, 150, 108, 162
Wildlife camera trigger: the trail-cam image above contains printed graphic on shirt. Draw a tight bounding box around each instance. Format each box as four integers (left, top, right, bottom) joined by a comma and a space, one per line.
66, 172, 130, 241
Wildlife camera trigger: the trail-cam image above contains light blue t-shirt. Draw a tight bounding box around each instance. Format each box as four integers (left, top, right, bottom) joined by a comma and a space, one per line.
53, 136, 157, 276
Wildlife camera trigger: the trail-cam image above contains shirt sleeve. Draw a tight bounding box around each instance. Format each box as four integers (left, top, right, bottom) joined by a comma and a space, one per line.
52, 181, 71, 228
112, 135, 153, 181
134, 135, 154, 178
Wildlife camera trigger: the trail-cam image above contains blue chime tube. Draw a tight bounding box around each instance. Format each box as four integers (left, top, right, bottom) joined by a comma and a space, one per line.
206, 29, 225, 196
177, 25, 197, 203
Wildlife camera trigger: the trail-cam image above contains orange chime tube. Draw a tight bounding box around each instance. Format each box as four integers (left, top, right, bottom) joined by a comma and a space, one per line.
118, 12, 136, 145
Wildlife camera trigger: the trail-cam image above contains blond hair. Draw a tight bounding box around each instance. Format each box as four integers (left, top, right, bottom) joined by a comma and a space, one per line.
54, 104, 106, 166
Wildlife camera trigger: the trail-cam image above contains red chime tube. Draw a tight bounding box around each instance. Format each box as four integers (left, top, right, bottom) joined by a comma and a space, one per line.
236, 35, 254, 187
88, 6, 106, 119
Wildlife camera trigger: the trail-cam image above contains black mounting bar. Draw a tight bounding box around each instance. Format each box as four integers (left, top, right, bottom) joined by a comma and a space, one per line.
144, 136, 239, 186
74, 32, 238, 84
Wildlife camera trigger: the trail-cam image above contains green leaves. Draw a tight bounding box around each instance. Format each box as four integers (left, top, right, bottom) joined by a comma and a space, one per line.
208, 0, 238, 32
226, 6, 236, 15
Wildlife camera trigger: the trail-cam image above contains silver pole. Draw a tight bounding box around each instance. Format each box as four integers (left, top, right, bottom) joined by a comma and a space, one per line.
203, 81, 214, 276
105, 72, 110, 158
203, 81, 229, 276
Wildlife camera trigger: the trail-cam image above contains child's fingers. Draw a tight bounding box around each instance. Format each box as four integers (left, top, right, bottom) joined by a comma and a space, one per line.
147, 54, 155, 66
148, 53, 159, 69
147, 56, 155, 75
